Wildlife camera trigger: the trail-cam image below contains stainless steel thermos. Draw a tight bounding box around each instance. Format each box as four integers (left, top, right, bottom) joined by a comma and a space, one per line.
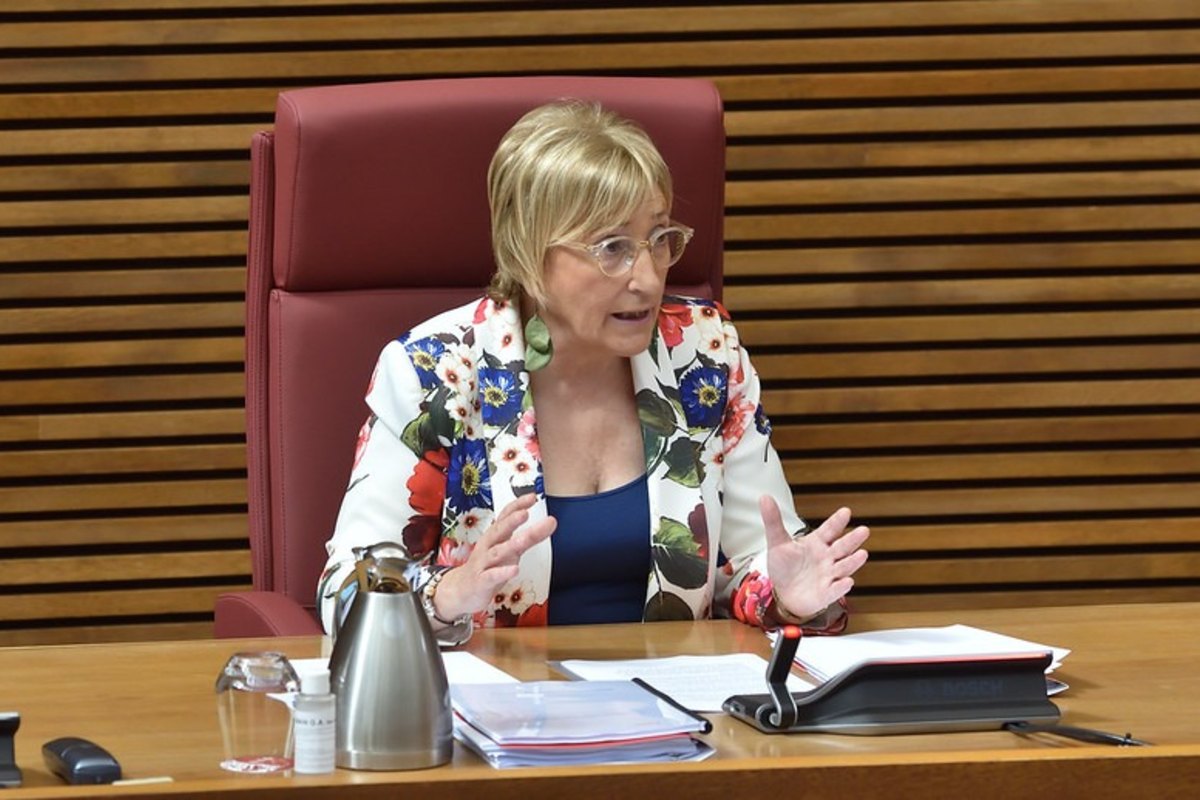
327, 544, 453, 770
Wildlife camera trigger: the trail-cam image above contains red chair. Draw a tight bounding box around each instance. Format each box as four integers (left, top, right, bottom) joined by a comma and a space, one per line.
213, 76, 727, 637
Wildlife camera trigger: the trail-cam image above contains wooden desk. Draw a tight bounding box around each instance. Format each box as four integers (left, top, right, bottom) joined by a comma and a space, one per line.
2, 603, 1196, 799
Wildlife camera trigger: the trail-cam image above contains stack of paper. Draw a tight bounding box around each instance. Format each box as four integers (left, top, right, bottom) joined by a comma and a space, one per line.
451, 680, 714, 768
787, 624, 1071, 682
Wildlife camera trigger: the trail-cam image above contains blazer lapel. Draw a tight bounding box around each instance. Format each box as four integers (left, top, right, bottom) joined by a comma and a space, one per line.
470, 298, 552, 609
633, 325, 712, 621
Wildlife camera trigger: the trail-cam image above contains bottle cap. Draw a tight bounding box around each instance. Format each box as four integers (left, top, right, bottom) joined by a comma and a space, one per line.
301, 668, 330, 695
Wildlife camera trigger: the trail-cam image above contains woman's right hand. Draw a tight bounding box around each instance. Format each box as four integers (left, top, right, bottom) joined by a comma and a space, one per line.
430, 493, 556, 622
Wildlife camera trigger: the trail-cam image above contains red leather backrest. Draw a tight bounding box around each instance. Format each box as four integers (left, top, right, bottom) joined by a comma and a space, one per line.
245, 76, 726, 613
271, 76, 725, 293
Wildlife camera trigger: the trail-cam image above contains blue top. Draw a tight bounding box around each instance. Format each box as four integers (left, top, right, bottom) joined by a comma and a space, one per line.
546, 473, 651, 625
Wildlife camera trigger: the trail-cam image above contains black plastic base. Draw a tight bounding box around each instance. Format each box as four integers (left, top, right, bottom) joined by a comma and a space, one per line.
724, 653, 1061, 735
1, 711, 21, 787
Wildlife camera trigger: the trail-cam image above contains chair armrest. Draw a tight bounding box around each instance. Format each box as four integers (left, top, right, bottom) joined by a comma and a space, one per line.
213, 591, 323, 638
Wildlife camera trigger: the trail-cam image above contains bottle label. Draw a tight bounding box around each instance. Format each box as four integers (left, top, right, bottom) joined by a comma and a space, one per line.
293, 709, 336, 774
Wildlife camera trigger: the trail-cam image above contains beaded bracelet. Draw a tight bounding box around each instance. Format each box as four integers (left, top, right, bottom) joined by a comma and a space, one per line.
420, 568, 473, 641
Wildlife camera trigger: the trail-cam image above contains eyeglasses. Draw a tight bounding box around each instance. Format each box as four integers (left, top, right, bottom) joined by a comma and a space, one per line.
561, 224, 694, 278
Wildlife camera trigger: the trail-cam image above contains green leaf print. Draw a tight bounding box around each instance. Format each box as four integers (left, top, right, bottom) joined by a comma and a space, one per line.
663, 436, 701, 488
652, 517, 707, 589
645, 590, 696, 621
643, 428, 667, 472
637, 389, 677, 435
400, 413, 438, 457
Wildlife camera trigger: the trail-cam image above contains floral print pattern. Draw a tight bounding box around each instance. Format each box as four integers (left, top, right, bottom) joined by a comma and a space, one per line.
405, 336, 445, 389
446, 439, 492, 513
478, 367, 523, 426
319, 294, 837, 636
680, 365, 727, 429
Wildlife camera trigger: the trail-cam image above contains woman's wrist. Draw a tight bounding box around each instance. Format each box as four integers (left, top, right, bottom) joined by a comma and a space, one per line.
768, 585, 824, 627
420, 568, 474, 642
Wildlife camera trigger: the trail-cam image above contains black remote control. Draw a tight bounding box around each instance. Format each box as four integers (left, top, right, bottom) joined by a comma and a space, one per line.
42, 737, 122, 785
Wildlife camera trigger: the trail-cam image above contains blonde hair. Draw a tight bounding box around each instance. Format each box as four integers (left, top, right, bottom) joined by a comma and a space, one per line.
487, 99, 673, 305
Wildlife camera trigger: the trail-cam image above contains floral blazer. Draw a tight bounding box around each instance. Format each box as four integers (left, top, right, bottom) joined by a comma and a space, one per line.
318, 294, 844, 635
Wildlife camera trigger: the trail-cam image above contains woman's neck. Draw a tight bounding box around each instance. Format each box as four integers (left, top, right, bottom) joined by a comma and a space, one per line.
531, 343, 629, 394
520, 296, 628, 387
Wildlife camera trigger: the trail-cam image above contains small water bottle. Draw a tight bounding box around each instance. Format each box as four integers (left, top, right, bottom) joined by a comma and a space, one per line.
292, 668, 336, 774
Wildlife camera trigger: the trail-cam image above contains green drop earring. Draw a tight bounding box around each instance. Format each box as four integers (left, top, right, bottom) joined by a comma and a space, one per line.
523, 313, 553, 372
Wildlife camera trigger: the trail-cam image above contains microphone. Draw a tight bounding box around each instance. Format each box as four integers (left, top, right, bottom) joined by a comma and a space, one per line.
763, 625, 802, 730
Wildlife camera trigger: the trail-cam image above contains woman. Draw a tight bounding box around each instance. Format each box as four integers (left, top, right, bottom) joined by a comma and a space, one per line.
318, 99, 869, 644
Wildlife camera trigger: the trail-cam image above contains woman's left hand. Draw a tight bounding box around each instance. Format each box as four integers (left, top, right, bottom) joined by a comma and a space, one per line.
760, 496, 870, 622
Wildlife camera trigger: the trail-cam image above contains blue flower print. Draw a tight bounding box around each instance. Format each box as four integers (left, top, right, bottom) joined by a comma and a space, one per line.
754, 403, 772, 437
478, 367, 523, 426
405, 336, 446, 389
446, 439, 492, 512
679, 365, 727, 429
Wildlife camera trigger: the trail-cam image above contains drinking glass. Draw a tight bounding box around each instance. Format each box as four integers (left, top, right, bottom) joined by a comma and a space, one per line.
215, 651, 299, 774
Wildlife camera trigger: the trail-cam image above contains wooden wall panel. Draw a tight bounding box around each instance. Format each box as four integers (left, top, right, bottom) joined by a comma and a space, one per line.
1, 0, 1197, 644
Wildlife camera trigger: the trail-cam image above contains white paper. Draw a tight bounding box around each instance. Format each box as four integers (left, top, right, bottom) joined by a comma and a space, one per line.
287, 652, 518, 686
786, 624, 1071, 682
552, 653, 815, 712
442, 651, 521, 685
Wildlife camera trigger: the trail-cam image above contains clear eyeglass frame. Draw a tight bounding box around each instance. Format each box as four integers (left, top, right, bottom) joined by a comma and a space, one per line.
561, 223, 695, 278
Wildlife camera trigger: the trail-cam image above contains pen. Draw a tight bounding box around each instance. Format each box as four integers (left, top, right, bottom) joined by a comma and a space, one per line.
112, 776, 174, 786
630, 678, 713, 734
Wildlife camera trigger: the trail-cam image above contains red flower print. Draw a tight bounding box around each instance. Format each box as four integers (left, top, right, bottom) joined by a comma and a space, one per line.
733, 572, 771, 627
472, 297, 490, 324
365, 363, 379, 398
658, 303, 694, 348
438, 537, 471, 567
408, 449, 448, 514
402, 449, 449, 558
517, 408, 539, 458
721, 395, 756, 454
351, 415, 375, 471
728, 349, 745, 388
402, 516, 440, 561
492, 607, 517, 627
517, 601, 548, 627
687, 502, 710, 560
